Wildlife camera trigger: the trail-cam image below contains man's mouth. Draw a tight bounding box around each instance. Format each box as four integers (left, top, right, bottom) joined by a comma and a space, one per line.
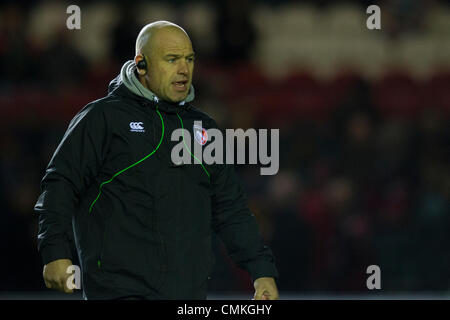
172, 80, 188, 92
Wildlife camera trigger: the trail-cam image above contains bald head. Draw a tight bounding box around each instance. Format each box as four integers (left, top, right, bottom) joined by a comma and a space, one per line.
135, 21, 191, 57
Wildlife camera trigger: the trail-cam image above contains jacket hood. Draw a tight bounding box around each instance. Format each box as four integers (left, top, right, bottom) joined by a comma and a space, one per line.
109, 60, 195, 103
107, 60, 195, 113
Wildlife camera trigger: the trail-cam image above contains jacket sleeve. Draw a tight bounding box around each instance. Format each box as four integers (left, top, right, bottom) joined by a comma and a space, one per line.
34, 102, 108, 265
210, 125, 279, 282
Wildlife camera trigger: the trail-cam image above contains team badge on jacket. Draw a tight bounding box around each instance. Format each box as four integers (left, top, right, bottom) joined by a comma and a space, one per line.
193, 124, 208, 145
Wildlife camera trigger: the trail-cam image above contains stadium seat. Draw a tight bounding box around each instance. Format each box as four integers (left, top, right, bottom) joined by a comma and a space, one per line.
424, 4, 450, 36
424, 72, 450, 117
372, 71, 423, 119
327, 71, 365, 108
279, 71, 331, 121
226, 63, 272, 99
136, 3, 177, 26
181, 2, 216, 55
324, 3, 366, 36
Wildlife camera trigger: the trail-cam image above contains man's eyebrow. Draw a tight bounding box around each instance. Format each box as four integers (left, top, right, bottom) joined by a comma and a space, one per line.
164, 53, 195, 58
164, 54, 182, 58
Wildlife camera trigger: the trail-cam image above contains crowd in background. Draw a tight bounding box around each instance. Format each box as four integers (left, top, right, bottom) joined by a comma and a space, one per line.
0, 0, 449, 295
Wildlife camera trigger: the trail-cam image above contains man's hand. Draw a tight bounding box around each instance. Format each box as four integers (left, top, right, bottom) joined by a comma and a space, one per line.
253, 277, 279, 300
43, 259, 74, 293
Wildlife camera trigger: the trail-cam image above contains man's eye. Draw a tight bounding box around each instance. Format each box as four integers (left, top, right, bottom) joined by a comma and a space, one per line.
187, 57, 194, 62
168, 59, 175, 63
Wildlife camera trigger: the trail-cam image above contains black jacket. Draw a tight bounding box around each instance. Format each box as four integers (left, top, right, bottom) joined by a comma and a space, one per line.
35, 75, 278, 299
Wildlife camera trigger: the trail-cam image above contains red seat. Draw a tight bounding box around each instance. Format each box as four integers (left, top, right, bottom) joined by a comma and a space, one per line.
226, 63, 272, 100
255, 88, 297, 126
279, 71, 331, 121
372, 71, 423, 119
424, 72, 450, 117
327, 71, 365, 108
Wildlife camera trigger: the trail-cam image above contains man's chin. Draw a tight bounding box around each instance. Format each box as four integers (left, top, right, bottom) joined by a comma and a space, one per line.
167, 93, 188, 103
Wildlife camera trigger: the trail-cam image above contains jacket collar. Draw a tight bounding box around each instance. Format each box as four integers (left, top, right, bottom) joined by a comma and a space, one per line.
140, 97, 192, 114
108, 74, 192, 114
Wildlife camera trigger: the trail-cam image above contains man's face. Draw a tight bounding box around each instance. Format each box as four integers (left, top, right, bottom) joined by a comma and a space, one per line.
145, 29, 194, 103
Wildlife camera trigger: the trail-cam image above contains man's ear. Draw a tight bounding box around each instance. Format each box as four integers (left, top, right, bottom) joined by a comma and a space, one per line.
134, 54, 147, 76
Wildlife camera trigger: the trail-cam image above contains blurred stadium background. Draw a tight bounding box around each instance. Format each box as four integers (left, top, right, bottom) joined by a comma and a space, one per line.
0, 0, 449, 299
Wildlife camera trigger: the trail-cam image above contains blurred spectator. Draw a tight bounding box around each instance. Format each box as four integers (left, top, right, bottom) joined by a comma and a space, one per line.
0, 4, 36, 88
382, 0, 429, 38
110, 3, 142, 66
37, 28, 89, 90
268, 172, 312, 292
214, 0, 257, 65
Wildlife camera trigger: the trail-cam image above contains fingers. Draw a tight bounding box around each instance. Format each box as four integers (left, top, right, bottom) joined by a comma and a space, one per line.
267, 291, 279, 300
56, 278, 73, 293
253, 277, 279, 300
255, 289, 279, 300
253, 290, 263, 300
61, 277, 74, 293
44, 276, 52, 289
63, 283, 74, 294
43, 269, 51, 289
43, 261, 76, 294
254, 289, 268, 300
43, 275, 73, 293
43, 259, 74, 292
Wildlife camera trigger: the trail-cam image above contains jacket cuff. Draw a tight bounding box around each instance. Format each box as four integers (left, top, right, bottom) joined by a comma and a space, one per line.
246, 260, 279, 282
40, 242, 73, 265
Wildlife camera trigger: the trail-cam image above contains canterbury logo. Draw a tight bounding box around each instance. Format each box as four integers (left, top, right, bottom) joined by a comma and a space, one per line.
130, 122, 145, 132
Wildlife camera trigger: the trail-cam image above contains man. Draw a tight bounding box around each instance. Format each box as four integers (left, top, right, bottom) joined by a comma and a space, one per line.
35, 21, 279, 300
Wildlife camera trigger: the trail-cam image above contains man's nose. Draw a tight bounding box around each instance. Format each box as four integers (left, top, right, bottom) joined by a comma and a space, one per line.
177, 60, 189, 75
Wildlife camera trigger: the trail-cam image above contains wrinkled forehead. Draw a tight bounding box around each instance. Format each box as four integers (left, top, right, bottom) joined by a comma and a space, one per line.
151, 28, 193, 56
